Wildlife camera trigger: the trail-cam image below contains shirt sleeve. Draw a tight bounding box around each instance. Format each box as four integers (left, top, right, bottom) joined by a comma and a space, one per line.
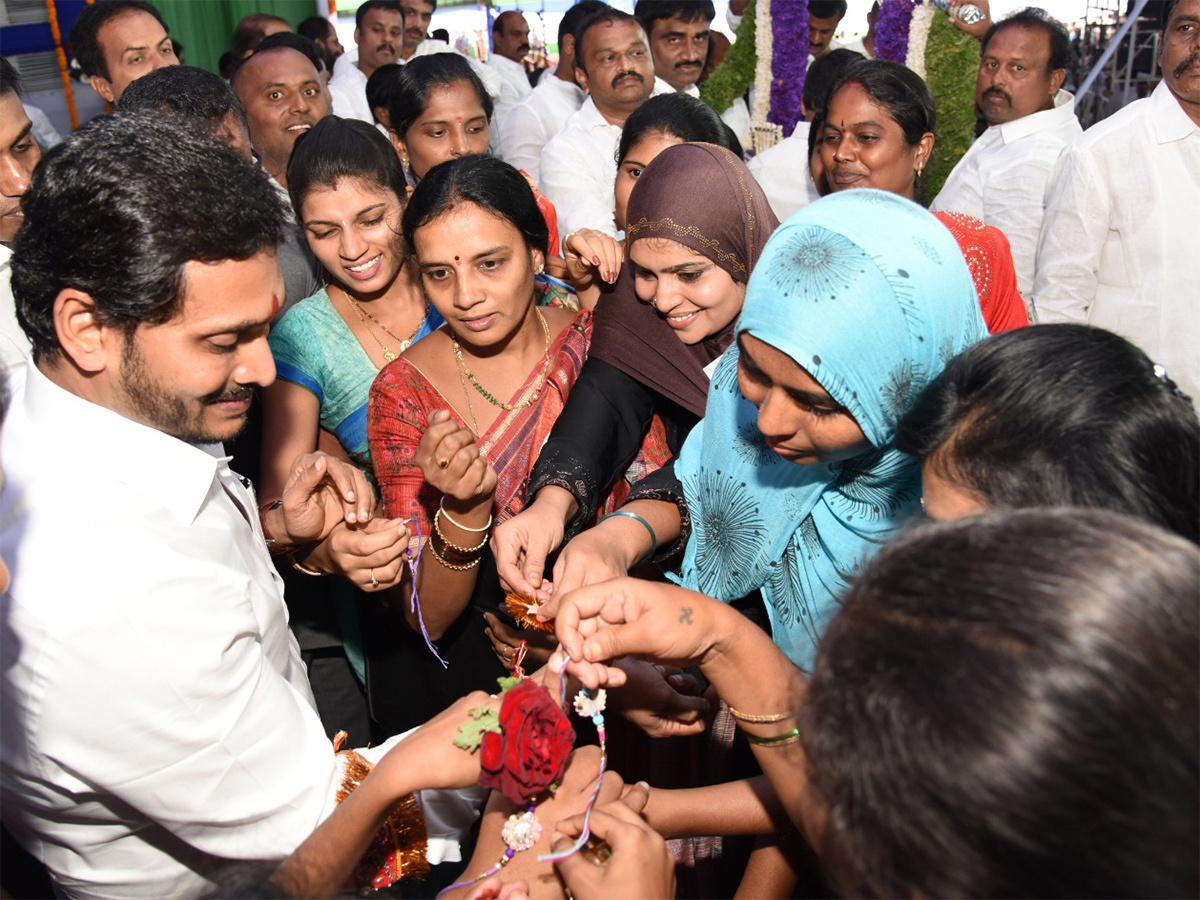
499, 100, 548, 182
980, 142, 1064, 298
528, 358, 659, 535
539, 133, 619, 237
1032, 144, 1106, 323
31, 526, 339, 863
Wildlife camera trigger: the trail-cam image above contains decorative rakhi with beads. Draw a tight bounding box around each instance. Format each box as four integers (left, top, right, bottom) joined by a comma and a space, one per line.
440, 645, 608, 896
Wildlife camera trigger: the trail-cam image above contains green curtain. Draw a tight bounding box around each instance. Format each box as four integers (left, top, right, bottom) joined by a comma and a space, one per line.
156, 0, 325, 76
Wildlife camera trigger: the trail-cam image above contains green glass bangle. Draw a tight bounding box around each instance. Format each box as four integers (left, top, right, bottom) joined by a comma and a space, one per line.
743, 727, 801, 747
599, 510, 658, 566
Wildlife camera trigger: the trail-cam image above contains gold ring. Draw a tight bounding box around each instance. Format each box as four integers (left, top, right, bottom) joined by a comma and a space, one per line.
437, 457, 449, 469
369, 569, 379, 589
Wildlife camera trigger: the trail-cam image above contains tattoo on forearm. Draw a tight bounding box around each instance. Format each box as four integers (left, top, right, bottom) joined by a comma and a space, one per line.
680, 607, 693, 625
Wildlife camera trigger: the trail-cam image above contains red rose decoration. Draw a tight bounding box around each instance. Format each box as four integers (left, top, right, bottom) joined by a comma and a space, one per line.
479, 680, 576, 806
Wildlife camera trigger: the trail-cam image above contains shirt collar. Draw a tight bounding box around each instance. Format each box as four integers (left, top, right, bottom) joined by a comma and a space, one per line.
578, 96, 620, 132
23, 360, 229, 524
1150, 79, 1200, 144
997, 89, 1077, 143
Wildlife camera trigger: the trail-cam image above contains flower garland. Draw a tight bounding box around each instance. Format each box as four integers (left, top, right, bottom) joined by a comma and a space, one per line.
875, 0, 915, 63
752, 0, 773, 128
922, 9, 980, 199
904, 2, 935, 79
767, 0, 808, 137
698, 0, 758, 119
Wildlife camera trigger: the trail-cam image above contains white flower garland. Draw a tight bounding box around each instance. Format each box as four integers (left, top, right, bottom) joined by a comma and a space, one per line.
905, 2, 935, 80
752, 0, 774, 128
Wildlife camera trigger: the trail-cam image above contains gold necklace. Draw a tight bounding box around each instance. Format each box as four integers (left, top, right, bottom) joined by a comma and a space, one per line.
452, 310, 552, 413
336, 284, 429, 362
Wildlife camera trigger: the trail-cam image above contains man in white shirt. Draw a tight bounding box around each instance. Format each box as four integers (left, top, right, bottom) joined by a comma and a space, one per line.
841, 1, 879, 58
634, 0, 751, 147
0, 111, 465, 899
540, 9, 661, 236
931, 8, 1081, 295
0, 60, 37, 375
328, 0, 403, 123
488, 11, 534, 158
1034, 0, 1200, 405
499, 0, 605, 182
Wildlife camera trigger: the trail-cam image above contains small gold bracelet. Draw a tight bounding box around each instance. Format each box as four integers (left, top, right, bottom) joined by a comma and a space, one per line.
429, 549, 483, 571
728, 706, 794, 724
291, 558, 326, 577
434, 507, 490, 553
744, 727, 801, 747
437, 499, 493, 534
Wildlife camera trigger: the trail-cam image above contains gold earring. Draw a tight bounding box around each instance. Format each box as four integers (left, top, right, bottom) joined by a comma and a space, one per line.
916, 162, 925, 177
537, 263, 544, 274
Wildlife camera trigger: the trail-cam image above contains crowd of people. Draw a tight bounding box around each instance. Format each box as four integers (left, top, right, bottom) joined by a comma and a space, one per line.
0, 0, 1196, 898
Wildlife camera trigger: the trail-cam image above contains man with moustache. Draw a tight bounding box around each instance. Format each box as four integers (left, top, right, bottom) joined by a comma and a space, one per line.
634, 0, 750, 145
233, 45, 331, 189
487, 11, 534, 156
540, 8, 667, 236
68, 0, 178, 105
0, 58, 39, 374
0, 111, 399, 899
1034, 0, 1200, 406
498, 0, 607, 181
930, 8, 1081, 296
328, 0, 403, 122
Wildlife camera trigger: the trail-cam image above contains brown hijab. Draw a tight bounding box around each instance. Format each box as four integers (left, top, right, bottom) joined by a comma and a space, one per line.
590, 142, 780, 417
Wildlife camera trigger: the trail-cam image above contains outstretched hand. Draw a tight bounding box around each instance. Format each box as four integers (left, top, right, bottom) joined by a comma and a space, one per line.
550, 579, 726, 690
551, 783, 676, 900
278, 451, 375, 545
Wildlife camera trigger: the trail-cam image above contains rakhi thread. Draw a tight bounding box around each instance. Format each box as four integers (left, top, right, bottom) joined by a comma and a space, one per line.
538, 688, 607, 864
406, 517, 448, 668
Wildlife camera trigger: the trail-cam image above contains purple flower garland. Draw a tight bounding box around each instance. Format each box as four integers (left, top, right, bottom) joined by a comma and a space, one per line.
768, 0, 808, 136
875, 0, 915, 63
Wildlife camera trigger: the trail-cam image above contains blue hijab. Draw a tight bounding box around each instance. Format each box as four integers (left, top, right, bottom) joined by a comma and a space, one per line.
673, 190, 986, 670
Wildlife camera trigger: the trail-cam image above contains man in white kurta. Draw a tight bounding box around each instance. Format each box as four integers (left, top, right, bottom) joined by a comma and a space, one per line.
1033, 0, 1200, 405
0, 112, 472, 900
539, 11, 664, 236
487, 11, 534, 159
931, 12, 1081, 295
328, 1, 404, 123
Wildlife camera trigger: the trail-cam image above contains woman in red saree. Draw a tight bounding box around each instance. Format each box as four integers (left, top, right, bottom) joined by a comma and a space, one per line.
366, 156, 643, 734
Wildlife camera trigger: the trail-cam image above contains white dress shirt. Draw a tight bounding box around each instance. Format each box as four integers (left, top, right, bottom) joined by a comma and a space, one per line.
0, 364, 341, 899
328, 54, 373, 123
1033, 80, 1200, 405
675, 81, 751, 149
540, 83, 671, 237
486, 53, 533, 159
747, 121, 821, 222
0, 244, 31, 377
931, 90, 1081, 295
498, 74, 584, 181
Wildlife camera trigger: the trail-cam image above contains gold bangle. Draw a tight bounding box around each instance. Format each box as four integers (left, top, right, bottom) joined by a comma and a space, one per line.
437, 499, 493, 534
434, 507, 490, 554
429, 549, 483, 571
291, 558, 326, 577
728, 706, 794, 724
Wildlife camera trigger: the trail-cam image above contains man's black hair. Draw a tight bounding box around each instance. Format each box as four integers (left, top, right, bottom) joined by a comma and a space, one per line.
231, 13, 291, 61
981, 7, 1073, 72
809, 0, 849, 20
356, 0, 404, 31
253, 32, 326, 75
558, 0, 609, 49
803, 47, 863, 113
0, 57, 22, 97
11, 111, 289, 362
633, 0, 715, 31
118, 65, 249, 135
297, 15, 334, 43
69, 0, 169, 81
